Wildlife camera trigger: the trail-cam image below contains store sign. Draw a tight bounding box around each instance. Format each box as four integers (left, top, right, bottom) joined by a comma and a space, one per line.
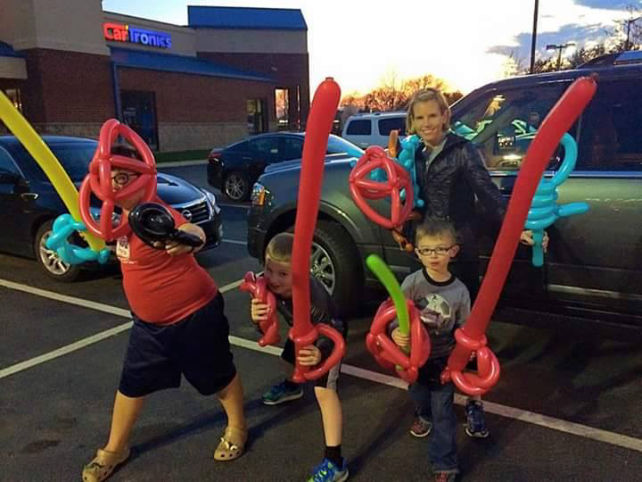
103, 22, 172, 49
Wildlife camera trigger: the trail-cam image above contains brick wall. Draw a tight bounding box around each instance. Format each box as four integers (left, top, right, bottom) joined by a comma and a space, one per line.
197, 52, 309, 129
118, 67, 275, 150
20, 49, 114, 124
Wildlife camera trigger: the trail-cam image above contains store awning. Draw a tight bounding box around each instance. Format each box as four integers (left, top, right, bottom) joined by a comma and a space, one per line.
110, 47, 274, 82
0, 42, 27, 79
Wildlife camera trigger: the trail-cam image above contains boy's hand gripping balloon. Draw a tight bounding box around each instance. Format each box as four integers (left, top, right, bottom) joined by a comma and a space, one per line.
364, 255, 430, 383
523, 132, 589, 266
79, 119, 157, 242
290, 78, 346, 383
441, 76, 597, 396
239, 272, 281, 347
45, 215, 111, 265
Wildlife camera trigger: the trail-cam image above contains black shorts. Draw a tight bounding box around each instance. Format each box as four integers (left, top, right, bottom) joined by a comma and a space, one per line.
281, 339, 341, 390
119, 292, 236, 398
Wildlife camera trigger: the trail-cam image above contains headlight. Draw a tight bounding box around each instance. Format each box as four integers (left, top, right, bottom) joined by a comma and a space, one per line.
199, 188, 220, 215
251, 182, 266, 206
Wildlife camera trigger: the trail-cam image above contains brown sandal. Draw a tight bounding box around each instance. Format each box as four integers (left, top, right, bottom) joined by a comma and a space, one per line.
82, 447, 130, 482
213, 426, 247, 461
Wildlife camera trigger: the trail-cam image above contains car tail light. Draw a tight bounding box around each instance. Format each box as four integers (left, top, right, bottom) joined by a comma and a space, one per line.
208, 150, 223, 163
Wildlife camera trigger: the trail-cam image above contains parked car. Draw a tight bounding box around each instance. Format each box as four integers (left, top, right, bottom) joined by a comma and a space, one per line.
0, 135, 223, 281
341, 111, 407, 149
247, 52, 642, 335
207, 132, 363, 201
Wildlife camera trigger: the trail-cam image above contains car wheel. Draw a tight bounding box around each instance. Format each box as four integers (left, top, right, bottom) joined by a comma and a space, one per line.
289, 220, 362, 317
223, 171, 250, 201
34, 220, 82, 282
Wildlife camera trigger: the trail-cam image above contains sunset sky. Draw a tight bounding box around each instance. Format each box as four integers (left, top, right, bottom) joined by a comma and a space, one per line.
103, 0, 638, 95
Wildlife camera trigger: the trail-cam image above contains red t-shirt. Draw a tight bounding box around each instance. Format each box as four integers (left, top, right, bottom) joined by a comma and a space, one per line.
116, 203, 217, 324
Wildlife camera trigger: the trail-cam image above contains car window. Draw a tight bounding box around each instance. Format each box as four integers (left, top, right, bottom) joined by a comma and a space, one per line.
378, 117, 406, 136
577, 78, 642, 171
326, 135, 364, 158
281, 137, 303, 160
6, 141, 97, 183
0, 146, 20, 175
452, 83, 569, 170
249, 137, 280, 157
345, 119, 371, 135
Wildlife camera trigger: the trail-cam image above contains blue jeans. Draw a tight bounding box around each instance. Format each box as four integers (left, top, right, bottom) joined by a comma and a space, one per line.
410, 358, 458, 473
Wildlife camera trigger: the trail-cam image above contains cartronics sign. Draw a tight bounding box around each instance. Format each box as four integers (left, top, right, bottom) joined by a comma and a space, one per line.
103, 22, 172, 49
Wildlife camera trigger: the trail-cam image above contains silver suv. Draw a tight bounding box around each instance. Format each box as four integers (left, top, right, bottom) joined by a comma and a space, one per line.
248, 52, 642, 336
341, 111, 406, 149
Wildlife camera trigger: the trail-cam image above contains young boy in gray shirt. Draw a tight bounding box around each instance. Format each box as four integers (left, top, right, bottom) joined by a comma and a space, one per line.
392, 217, 469, 482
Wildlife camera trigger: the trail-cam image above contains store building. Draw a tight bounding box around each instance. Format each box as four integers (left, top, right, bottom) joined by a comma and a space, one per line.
0, 0, 309, 151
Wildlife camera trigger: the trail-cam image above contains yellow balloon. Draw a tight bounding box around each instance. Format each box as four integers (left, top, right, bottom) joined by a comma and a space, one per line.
0, 91, 104, 251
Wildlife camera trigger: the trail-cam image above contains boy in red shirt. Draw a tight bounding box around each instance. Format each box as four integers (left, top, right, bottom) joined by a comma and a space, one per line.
82, 147, 246, 482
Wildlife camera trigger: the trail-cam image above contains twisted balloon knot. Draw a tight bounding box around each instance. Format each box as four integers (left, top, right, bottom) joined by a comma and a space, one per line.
454, 328, 487, 352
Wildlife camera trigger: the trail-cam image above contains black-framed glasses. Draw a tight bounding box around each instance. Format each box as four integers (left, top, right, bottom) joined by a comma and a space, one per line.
111, 172, 139, 186
415, 246, 454, 256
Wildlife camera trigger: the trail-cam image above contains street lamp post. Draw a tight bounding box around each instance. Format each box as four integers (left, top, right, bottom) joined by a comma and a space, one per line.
624, 16, 642, 51
530, 0, 539, 74
546, 42, 575, 70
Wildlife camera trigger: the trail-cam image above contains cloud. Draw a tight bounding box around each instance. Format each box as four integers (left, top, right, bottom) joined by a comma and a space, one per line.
573, 0, 639, 10
488, 22, 609, 60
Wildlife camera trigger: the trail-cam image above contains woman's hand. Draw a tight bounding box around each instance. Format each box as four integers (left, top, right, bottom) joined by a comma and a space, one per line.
250, 298, 269, 324
297, 345, 322, 366
391, 327, 410, 350
519, 230, 549, 252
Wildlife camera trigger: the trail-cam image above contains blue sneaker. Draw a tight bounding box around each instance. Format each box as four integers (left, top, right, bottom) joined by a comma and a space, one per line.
465, 400, 489, 438
261, 381, 303, 406
307, 458, 349, 482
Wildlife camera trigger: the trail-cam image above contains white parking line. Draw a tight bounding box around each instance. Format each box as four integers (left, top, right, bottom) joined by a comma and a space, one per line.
1, 278, 641, 454
218, 203, 250, 209
222, 239, 247, 245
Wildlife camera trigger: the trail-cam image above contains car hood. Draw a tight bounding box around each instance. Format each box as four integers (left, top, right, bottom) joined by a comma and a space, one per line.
67, 173, 204, 205
263, 153, 359, 176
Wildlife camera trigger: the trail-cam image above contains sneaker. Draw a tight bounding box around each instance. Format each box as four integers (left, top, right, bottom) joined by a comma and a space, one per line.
409, 416, 432, 438
261, 381, 303, 405
307, 457, 349, 482
82, 447, 130, 482
434, 471, 457, 482
465, 400, 490, 438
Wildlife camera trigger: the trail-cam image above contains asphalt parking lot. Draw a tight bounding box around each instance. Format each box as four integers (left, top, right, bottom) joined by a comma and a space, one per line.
1, 164, 641, 481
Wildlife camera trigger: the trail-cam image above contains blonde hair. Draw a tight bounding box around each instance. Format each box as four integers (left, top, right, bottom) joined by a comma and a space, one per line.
405, 88, 451, 135
265, 232, 294, 264
415, 217, 458, 245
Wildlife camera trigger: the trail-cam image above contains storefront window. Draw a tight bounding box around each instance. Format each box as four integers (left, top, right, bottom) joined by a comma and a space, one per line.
2, 88, 22, 112
247, 99, 267, 134
120, 90, 159, 150
275, 88, 289, 130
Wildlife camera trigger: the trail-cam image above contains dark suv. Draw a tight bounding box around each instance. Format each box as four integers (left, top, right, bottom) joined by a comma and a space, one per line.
247, 52, 642, 334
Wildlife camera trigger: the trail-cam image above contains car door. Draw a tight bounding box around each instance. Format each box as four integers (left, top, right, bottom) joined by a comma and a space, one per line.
0, 146, 33, 254
452, 82, 574, 300
546, 76, 642, 317
280, 136, 304, 161
247, 136, 281, 181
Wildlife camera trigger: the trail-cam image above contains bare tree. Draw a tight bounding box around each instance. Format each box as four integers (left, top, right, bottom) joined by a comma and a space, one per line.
341, 73, 462, 113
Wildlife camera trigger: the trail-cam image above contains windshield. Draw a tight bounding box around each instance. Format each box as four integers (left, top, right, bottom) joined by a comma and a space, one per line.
8, 140, 98, 183
327, 135, 363, 158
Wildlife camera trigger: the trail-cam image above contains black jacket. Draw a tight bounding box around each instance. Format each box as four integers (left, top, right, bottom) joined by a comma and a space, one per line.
414, 132, 506, 251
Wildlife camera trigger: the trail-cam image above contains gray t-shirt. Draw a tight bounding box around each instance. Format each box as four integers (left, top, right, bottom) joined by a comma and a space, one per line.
400, 268, 470, 358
